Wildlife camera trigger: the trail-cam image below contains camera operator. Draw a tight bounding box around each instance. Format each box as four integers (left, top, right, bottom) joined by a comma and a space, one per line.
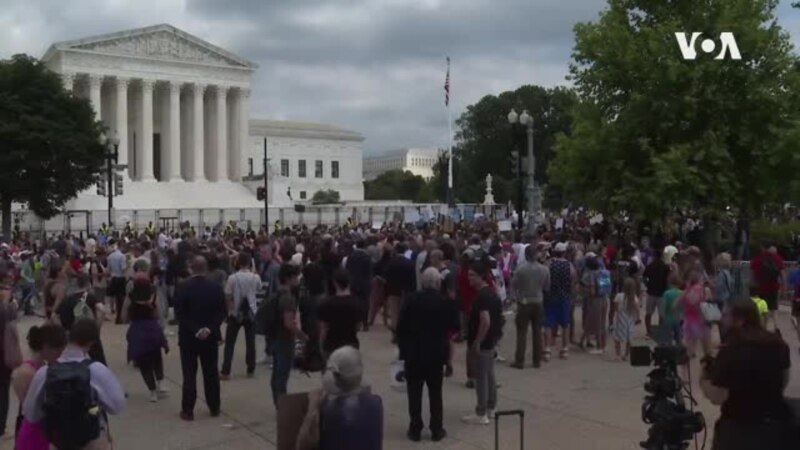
700, 302, 796, 450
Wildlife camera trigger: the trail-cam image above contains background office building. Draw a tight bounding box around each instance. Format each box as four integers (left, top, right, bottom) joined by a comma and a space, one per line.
362, 147, 440, 181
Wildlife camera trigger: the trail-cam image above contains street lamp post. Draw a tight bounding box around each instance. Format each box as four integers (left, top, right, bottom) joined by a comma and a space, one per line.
101, 133, 120, 229
264, 136, 269, 232
508, 109, 539, 233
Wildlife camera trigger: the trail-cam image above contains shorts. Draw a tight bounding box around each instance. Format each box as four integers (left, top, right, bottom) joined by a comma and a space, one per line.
544, 299, 570, 329
762, 291, 778, 311
646, 295, 661, 316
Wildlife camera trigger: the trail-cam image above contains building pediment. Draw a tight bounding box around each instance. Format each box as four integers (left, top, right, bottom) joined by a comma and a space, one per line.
44, 24, 256, 70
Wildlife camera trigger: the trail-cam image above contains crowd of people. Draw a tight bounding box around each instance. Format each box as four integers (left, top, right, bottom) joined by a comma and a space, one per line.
0, 215, 798, 449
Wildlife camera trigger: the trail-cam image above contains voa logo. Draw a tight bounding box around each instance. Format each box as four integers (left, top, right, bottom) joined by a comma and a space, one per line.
675, 32, 741, 60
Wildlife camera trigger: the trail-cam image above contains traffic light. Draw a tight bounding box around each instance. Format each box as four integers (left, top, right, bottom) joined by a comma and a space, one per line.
256, 186, 266, 201
96, 173, 107, 196
509, 151, 520, 177
114, 173, 124, 196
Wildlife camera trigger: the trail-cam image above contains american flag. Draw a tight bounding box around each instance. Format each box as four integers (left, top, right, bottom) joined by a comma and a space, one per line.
444, 57, 450, 106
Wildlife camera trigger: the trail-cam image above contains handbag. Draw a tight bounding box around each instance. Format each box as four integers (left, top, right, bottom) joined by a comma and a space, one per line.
700, 301, 722, 323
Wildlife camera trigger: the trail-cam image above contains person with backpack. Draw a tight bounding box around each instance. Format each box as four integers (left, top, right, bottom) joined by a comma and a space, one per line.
22, 319, 126, 450
174, 256, 226, 421
123, 278, 169, 403
220, 252, 262, 380
751, 243, 785, 329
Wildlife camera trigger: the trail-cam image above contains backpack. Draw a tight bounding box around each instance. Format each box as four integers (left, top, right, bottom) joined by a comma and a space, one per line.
597, 269, 613, 297
255, 292, 281, 338
72, 292, 94, 322
43, 360, 101, 449
762, 255, 780, 283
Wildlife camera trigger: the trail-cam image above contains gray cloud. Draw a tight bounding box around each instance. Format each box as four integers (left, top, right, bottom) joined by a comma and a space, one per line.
0, 0, 797, 154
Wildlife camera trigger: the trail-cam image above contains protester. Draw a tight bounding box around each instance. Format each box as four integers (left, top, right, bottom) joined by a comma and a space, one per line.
510, 245, 550, 369
345, 239, 373, 330
23, 319, 126, 450
658, 273, 684, 346
701, 302, 797, 450
462, 258, 502, 426
611, 277, 640, 361
545, 243, 574, 359
174, 256, 226, 421
221, 252, 261, 380
317, 269, 362, 359
643, 248, 670, 337
270, 263, 307, 407
679, 269, 713, 359
398, 267, 458, 441
12, 324, 67, 450
54, 273, 107, 364
580, 253, 607, 355
0, 266, 22, 439
124, 278, 169, 402
297, 346, 383, 450
106, 240, 128, 323
385, 242, 415, 334
750, 242, 785, 329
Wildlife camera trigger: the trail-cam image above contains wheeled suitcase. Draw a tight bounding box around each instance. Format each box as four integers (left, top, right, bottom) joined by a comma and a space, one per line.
494, 409, 524, 450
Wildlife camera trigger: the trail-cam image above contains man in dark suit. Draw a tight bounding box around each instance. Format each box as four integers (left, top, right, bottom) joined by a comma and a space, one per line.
397, 267, 460, 442
175, 256, 227, 421
346, 238, 373, 329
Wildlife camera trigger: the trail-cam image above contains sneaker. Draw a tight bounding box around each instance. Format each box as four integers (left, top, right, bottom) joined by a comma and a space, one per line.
156, 384, 169, 396
406, 429, 421, 442
487, 409, 496, 420
494, 354, 506, 362
461, 414, 490, 426
180, 411, 194, 421
510, 362, 524, 369
150, 391, 159, 403
257, 355, 272, 365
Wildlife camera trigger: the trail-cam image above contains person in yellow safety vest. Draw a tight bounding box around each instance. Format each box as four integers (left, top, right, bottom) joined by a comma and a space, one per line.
145, 221, 155, 236
225, 221, 234, 235
751, 294, 769, 327
345, 217, 353, 228
100, 223, 110, 235
274, 220, 281, 234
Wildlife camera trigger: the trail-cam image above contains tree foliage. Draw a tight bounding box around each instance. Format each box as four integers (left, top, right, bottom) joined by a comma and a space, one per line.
0, 54, 105, 237
311, 189, 341, 204
433, 85, 577, 204
549, 0, 800, 220
364, 170, 434, 203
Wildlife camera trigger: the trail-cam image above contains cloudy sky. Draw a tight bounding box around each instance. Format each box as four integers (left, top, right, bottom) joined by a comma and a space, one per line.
1, 0, 798, 155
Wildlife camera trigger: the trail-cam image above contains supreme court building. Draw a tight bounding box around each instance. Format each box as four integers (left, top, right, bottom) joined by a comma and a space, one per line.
39, 24, 364, 213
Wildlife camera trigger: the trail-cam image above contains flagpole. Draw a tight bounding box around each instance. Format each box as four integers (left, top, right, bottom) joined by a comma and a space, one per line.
445, 57, 455, 207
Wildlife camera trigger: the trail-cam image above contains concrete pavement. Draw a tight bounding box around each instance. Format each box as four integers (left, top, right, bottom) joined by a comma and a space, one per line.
4, 311, 799, 450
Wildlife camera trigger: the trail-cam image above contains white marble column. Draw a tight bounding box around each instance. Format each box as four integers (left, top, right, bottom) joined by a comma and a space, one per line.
61, 72, 75, 92
191, 83, 206, 182
233, 88, 250, 182
166, 81, 182, 181
214, 86, 228, 182
88, 75, 103, 120
139, 79, 155, 182
114, 78, 129, 179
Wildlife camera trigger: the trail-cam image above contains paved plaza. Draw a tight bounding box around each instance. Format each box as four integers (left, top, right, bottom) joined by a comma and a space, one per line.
4, 311, 800, 450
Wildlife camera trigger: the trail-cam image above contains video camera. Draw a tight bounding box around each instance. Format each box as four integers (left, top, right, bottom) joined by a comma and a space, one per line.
630, 345, 704, 450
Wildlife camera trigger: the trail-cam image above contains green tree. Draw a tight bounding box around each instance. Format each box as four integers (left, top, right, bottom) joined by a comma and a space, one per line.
311, 189, 341, 204
364, 170, 434, 202
434, 85, 577, 204
549, 0, 800, 221
0, 54, 105, 237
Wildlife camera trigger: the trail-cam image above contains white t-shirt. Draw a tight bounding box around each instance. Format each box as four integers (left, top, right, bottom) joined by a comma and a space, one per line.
225, 270, 262, 315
